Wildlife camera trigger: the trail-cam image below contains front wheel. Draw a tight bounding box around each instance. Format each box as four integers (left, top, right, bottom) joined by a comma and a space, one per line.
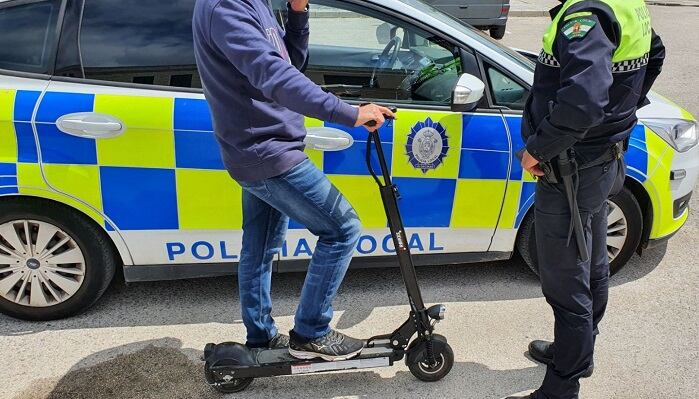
517, 187, 643, 276
406, 335, 454, 382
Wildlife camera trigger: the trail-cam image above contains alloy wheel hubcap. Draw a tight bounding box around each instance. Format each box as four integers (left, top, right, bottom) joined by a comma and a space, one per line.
606, 200, 628, 263
26, 258, 41, 270
0, 220, 85, 307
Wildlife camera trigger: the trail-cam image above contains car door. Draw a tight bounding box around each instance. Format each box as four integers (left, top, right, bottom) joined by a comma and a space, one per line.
283, 0, 512, 266
0, 0, 58, 197
36, 0, 240, 267
479, 59, 536, 253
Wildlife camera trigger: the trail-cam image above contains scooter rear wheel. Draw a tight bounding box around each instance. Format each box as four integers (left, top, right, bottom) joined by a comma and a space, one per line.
205, 363, 253, 393
208, 376, 253, 393
406, 336, 454, 382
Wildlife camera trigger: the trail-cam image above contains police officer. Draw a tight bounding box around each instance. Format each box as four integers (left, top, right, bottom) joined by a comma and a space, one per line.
507, 0, 665, 398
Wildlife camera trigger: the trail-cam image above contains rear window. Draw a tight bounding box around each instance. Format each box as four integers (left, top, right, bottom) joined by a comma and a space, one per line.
0, 0, 61, 74
79, 0, 200, 89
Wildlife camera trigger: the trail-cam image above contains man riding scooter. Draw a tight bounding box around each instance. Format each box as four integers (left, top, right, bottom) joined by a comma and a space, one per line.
192, 0, 394, 361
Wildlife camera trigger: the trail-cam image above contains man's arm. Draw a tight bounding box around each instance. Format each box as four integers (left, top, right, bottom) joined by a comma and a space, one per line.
638, 29, 665, 108
525, 11, 616, 162
284, 2, 310, 70
211, 0, 357, 127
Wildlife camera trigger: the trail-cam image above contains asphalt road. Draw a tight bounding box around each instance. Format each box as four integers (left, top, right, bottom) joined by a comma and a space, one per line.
2, 5, 698, 399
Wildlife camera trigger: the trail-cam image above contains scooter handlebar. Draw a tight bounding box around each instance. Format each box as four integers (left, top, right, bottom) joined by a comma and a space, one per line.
363, 106, 398, 128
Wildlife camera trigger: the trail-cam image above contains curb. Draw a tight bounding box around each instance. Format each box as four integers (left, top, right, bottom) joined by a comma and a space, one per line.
308, 11, 358, 18
509, 10, 550, 17
310, 9, 553, 18
308, 1, 697, 19
646, 1, 699, 6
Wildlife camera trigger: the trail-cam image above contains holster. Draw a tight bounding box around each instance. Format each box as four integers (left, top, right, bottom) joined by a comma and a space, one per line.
541, 140, 626, 184
540, 161, 560, 184
539, 149, 576, 184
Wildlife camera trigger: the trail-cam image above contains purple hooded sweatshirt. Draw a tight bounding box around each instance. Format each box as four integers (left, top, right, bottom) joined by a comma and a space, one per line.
192, 0, 358, 181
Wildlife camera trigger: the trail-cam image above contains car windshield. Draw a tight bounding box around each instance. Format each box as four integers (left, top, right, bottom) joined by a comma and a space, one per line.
399, 0, 535, 72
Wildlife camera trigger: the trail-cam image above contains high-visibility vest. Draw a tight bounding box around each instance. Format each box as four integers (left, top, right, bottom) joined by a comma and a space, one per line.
541, 0, 652, 71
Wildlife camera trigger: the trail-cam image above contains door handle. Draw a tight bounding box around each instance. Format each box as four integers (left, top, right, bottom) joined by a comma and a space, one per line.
304, 127, 354, 151
56, 112, 125, 139
307, 135, 351, 150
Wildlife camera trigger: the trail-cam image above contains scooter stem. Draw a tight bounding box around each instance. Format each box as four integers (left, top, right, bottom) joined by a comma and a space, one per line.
366, 129, 427, 315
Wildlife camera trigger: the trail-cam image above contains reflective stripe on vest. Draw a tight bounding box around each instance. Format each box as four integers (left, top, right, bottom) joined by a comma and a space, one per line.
541, 0, 652, 70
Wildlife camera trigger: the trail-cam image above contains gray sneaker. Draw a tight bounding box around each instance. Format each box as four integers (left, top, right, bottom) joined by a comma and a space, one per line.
288, 329, 364, 361
246, 333, 289, 349
268, 333, 290, 349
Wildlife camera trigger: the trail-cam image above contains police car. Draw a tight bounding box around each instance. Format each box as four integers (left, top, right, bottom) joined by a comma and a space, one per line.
0, 0, 696, 320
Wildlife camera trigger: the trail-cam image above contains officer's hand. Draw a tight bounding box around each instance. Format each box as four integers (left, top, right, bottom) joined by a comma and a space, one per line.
355, 104, 396, 131
521, 150, 545, 177
288, 0, 308, 12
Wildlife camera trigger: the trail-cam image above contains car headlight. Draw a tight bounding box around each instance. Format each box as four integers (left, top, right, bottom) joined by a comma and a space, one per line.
643, 118, 698, 152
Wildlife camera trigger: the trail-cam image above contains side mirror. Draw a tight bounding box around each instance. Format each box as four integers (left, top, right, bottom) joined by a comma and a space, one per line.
451, 73, 485, 113
304, 127, 354, 151
376, 22, 396, 45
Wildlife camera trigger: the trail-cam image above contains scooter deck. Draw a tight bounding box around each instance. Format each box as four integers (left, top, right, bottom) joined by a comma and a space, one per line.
210, 340, 397, 379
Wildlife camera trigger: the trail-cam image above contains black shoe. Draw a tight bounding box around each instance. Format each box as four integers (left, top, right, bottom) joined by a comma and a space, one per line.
528, 340, 554, 364
246, 333, 289, 349
289, 329, 364, 361
528, 340, 594, 378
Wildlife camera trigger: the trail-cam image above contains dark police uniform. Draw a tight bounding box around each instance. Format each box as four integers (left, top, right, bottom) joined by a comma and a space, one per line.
521, 0, 665, 398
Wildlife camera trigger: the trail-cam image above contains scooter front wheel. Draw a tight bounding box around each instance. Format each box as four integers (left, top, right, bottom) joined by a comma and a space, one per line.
406, 335, 454, 382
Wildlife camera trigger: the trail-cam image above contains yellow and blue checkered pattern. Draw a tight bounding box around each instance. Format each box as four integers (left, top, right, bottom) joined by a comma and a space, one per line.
1, 90, 658, 237
1, 89, 41, 197
28, 92, 243, 231
319, 109, 516, 231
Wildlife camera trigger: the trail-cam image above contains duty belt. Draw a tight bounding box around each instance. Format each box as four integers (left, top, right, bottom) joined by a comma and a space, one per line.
539, 141, 625, 263
577, 141, 625, 171
538, 50, 650, 73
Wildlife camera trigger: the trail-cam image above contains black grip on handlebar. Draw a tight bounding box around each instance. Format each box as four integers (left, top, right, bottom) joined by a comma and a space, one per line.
364, 106, 398, 128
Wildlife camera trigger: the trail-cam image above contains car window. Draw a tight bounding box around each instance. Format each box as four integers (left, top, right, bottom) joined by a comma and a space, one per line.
0, 0, 61, 74
485, 64, 528, 110
305, 3, 466, 106
79, 0, 200, 88
399, 0, 535, 72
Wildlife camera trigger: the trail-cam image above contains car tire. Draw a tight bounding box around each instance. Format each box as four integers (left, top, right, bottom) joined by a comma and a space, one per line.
517, 187, 643, 277
490, 25, 506, 40
0, 197, 117, 320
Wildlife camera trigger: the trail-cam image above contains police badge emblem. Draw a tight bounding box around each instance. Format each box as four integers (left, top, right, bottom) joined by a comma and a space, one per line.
406, 118, 449, 173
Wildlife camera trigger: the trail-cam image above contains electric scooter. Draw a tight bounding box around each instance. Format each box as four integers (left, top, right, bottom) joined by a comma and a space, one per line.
203, 111, 454, 393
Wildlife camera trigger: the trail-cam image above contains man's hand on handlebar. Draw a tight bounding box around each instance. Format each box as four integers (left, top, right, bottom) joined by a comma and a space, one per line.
288, 0, 308, 12
355, 103, 396, 131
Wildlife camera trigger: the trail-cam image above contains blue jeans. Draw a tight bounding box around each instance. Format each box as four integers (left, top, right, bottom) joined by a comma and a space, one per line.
237, 159, 361, 345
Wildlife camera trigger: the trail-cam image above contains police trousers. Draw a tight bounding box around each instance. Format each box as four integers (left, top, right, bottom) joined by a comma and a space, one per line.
535, 156, 625, 399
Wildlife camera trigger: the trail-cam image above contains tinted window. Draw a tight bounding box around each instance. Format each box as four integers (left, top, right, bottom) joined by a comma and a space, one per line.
0, 0, 60, 74
80, 0, 200, 88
